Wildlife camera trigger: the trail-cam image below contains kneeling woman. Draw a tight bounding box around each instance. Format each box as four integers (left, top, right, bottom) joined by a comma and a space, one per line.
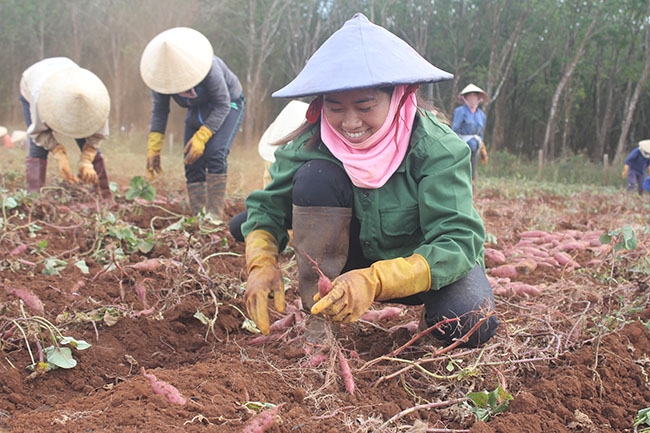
240, 13, 499, 347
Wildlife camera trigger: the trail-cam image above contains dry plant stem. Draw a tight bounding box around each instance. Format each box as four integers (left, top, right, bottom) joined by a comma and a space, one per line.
387, 316, 461, 358
376, 398, 468, 431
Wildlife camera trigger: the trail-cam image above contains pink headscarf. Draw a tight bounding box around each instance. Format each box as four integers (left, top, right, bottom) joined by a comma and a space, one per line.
320, 85, 417, 189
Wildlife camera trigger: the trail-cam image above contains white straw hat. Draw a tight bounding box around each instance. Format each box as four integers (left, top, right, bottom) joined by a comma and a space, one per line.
639, 139, 650, 158
0, 126, 6, 137
258, 100, 309, 163
140, 27, 214, 94
458, 84, 488, 102
38, 68, 110, 138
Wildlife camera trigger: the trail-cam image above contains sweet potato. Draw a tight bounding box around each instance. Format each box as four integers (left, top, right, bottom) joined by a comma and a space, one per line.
10, 244, 29, 256
127, 259, 162, 273
301, 250, 332, 296
302, 352, 329, 368
554, 251, 580, 268
508, 282, 542, 297
269, 314, 295, 332
360, 306, 404, 322
513, 258, 537, 274
519, 230, 549, 238
140, 367, 186, 405
484, 248, 506, 264
489, 264, 517, 279
338, 350, 355, 395
5, 286, 45, 314
242, 404, 280, 433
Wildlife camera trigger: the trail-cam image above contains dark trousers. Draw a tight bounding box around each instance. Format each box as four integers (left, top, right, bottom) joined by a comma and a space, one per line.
184, 96, 245, 183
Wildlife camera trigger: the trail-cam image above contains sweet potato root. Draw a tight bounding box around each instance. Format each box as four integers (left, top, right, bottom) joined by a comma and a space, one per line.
5, 286, 45, 314
140, 367, 186, 405
301, 249, 332, 296
242, 404, 281, 433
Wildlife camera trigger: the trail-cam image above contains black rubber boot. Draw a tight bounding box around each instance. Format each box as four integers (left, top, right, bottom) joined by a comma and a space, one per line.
206, 173, 227, 220
292, 205, 352, 342
186, 182, 207, 215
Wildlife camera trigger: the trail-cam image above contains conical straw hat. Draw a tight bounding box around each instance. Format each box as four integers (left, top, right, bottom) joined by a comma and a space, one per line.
140, 27, 214, 94
38, 67, 110, 138
639, 139, 650, 157
273, 13, 452, 98
0, 126, 6, 137
458, 84, 488, 102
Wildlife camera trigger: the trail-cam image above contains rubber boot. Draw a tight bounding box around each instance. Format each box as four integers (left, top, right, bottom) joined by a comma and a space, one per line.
186, 181, 207, 215
206, 173, 227, 221
292, 205, 352, 342
26, 157, 47, 193
92, 153, 114, 203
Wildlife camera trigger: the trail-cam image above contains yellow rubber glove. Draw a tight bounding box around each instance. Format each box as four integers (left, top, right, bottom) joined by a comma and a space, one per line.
622, 165, 629, 180
78, 143, 98, 184
50, 144, 79, 184
147, 132, 164, 180
244, 230, 286, 334
480, 143, 489, 165
311, 254, 431, 323
183, 125, 213, 165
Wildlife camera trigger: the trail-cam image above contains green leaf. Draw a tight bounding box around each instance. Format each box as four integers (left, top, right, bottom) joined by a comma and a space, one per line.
44, 346, 77, 369
126, 176, 156, 202
2, 196, 18, 209
137, 240, 155, 254
41, 258, 67, 276
194, 311, 211, 325
74, 260, 89, 274
599, 233, 612, 244
59, 336, 92, 350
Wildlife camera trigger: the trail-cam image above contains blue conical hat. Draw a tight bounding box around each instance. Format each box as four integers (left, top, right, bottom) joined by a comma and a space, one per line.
273, 13, 453, 98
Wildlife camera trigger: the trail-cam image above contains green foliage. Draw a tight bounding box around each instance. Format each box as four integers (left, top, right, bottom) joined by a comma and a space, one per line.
482, 150, 625, 189
600, 225, 638, 251
11, 316, 91, 373
94, 212, 155, 258
464, 386, 514, 422
634, 407, 650, 432
125, 176, 156, 202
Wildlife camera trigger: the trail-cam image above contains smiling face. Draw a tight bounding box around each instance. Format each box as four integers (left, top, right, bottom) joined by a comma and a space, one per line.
323, 88, 392, 144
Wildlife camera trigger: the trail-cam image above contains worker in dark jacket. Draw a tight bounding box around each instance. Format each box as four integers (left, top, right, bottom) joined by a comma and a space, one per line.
140, 27, 245, 220
240, 13, 499, 347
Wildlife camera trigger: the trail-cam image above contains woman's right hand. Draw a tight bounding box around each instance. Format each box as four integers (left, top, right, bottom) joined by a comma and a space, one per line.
244, 265, 285, 335
244, 230, 285, 334
146, 132, 164, 180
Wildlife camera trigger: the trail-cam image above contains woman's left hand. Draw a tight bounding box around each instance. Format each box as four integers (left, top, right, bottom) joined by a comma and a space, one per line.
311, 269, 377, 323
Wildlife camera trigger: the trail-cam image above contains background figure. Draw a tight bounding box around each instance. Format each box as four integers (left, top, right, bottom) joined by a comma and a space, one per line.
452, 84, 489, 186
20, 57, 113, 202
622, 139, 650, 195
229, 100, 309, 241
140, 27, 245, 221
258, 100, 309, 187
240, 13, 498, 348
0, 126, 9, 148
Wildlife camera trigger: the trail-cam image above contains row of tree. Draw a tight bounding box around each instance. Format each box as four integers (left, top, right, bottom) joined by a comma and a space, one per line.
0, 0, 648, 164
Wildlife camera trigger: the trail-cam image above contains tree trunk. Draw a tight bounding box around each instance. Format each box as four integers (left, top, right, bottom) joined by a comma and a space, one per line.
542, 9, 600, 160
612, 2, 650, 165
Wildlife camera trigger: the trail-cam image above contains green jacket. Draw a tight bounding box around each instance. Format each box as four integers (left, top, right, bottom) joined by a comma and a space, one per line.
241, 110, 485, 290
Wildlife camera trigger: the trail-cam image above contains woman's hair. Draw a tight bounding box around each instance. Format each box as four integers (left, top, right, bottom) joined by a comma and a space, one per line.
271, 86, 447, 148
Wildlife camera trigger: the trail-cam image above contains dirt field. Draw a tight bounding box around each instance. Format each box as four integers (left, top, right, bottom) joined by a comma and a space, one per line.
1, 176, 649, 433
